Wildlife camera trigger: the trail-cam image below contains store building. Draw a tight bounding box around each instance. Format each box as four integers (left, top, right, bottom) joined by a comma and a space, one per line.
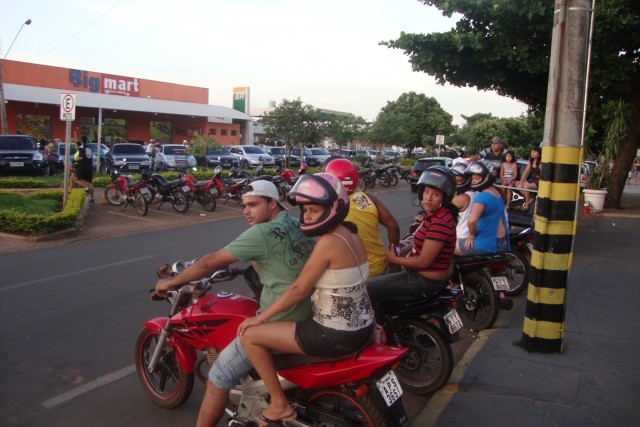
1, 60, 252, 146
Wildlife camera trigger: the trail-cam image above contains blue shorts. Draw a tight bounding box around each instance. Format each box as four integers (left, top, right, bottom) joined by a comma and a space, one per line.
209, 337, 253, 389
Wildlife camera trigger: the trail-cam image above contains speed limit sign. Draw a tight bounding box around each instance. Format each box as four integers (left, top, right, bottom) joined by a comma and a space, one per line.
60, 93, 76, 121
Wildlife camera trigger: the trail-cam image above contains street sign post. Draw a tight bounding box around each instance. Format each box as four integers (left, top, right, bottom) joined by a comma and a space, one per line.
60, 93, 76, 121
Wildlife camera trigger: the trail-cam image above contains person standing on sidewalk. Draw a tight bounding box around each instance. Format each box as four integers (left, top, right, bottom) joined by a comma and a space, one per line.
74, 135, 95, 203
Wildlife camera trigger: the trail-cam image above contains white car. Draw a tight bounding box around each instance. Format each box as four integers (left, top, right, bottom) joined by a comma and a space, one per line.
229, 145, 276, 169
308, 147, 332, 164
154, 144, 197, 171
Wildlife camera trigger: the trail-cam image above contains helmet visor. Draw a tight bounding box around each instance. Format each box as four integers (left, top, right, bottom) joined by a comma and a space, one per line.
288, 174, 337, 205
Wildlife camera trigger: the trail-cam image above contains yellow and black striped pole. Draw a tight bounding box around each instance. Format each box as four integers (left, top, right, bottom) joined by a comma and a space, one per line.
518, 147, 581, 353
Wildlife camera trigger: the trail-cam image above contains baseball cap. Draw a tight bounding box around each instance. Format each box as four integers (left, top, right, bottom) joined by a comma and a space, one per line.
242, 180, 287, 210
491, 136, 503, 144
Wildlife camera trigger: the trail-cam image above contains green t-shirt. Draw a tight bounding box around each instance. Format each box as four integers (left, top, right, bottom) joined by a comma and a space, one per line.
225, 211, 315, 322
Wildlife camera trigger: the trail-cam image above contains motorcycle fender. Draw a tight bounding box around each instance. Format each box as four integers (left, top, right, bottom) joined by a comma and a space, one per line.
105, 184, 116, 189
143, 317, 196, 374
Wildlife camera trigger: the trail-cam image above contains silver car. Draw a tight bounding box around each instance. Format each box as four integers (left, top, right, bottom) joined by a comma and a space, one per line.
154, 144, 197, 171
229, 145, 276, 169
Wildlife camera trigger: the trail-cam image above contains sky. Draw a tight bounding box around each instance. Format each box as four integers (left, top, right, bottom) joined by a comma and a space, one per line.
1, 0, 528, 125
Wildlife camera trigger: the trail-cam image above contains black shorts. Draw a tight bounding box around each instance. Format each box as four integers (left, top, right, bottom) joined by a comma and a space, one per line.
295, 320, 374, 358
76, 167, 93, 182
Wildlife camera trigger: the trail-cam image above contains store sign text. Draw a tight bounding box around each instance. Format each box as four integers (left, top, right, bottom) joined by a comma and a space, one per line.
69, 69, 140, 97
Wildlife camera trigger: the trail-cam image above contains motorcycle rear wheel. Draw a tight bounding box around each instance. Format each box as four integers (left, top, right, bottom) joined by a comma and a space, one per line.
200, 193, 217, 212
104, 187, 124, 206
134, 191, 149, 216
458, 272, 500, 331
503, 250, 530, 296
171, 190, 190, 213
304, 386, 388, 427
385, 318, 453, 395
134, 327, 194, 409
356, 178, 367, 192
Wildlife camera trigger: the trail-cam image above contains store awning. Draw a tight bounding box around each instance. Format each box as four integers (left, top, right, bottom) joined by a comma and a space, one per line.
3, 83, 251, 123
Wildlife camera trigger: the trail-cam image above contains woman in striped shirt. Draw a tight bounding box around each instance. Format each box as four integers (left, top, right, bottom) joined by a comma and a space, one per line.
367, 166, 458, 303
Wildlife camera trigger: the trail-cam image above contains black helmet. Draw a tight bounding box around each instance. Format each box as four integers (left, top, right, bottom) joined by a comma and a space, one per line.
451, 162, 471, 193
417, 166, 456, 203
465, 161, 495, 191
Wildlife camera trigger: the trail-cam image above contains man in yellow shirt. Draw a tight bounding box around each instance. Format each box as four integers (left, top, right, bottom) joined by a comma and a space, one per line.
324, 158, 400, 276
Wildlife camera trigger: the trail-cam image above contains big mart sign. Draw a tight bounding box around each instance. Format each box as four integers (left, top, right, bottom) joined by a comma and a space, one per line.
68, 69, 140, 97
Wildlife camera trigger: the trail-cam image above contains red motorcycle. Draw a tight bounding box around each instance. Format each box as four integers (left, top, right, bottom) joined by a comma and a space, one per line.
211, 167, 250, 205
135, 263, 408, 427
104, 169, 152, 216
178, 168, 218, 212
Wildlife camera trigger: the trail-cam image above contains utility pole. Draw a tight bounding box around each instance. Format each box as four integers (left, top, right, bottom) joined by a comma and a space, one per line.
516, 0, 595, 353
0, 19, 32, 134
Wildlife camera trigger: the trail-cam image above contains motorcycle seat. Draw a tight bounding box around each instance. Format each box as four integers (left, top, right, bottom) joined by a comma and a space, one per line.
270, 339, 373, 370
453, 254, 507, 265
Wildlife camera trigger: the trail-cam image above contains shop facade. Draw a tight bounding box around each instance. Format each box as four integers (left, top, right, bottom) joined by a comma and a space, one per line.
1, 60, 252, 146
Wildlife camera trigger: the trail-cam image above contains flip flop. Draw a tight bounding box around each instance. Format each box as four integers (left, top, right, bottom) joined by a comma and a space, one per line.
257, 409, 297, 427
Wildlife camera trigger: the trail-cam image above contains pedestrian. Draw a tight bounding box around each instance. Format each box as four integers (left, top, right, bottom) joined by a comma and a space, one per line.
476, 136, 507, 172
500, 150, 518, 207
515, 146, 541, 211
154, 180, 315, 427
634, 158, 640, 185
74, 135, 95, 202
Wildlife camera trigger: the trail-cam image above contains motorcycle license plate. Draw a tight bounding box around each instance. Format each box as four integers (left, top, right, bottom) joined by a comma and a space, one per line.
491, 276, 510, 291
376, 370, 403, 407
526, 242, 534, 252
140, 187, 150, 195
209, 188, 218, 196
444, 309, 463, 334
181, 185, 190, 192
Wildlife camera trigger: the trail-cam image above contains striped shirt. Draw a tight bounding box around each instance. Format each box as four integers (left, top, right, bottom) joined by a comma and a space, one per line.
411, 207, 456, 272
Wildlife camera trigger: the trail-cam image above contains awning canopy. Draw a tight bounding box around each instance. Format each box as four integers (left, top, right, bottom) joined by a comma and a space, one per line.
3, 83, 251, 123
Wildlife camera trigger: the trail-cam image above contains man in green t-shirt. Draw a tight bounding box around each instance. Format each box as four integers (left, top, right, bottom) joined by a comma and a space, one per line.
155, 180, 315, 427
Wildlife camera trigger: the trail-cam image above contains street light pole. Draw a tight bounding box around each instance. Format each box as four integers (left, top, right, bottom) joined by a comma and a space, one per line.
0, 19, 32, 135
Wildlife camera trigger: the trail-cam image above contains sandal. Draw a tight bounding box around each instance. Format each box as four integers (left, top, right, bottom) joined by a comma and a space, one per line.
257, 409, 297, 427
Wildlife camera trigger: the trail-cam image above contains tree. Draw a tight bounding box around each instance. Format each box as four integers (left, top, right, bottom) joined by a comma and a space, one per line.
371, 92, 454, 156
383, 0, 640, 208
324, 114, 369, 152
259, 98, 324, 166
186, 132, 219, 164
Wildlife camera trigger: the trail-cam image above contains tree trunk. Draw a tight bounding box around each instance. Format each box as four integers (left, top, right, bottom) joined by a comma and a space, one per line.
607, 97, 640, 209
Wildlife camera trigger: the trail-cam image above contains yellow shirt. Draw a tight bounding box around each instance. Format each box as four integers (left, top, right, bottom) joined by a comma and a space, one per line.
347, 192, 388, 276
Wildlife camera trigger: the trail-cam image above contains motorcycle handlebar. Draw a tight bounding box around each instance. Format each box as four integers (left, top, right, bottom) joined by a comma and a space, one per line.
150, 265, 245, 301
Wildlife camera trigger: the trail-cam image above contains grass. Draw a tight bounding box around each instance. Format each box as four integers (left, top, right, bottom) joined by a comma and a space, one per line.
0, 193, 61, 215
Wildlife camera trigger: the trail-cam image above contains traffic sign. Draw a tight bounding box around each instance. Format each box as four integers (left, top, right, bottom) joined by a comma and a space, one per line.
60, 93, 76, 121
436, 134, 445, 145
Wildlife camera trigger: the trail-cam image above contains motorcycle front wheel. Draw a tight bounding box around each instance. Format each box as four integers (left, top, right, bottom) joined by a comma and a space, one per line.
171, 190, 190, 213
303, 386, 387, 427
104, 187, 124, 205
200, 192, 217, 212
503, 250, 530, 296
134, 327, 194, 409
134, 191, 149, 216
356, 178, 367, 192
385, 318, 453, 395
458, 271, 500, 331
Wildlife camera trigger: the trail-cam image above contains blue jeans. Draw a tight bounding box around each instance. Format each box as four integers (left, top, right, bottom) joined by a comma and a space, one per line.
209, 337, 253, 389
457, 236, 509, 256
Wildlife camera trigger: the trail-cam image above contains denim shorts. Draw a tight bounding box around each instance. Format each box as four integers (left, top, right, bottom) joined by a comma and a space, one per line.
209, 337, 253, 389
458, 236, 508, 256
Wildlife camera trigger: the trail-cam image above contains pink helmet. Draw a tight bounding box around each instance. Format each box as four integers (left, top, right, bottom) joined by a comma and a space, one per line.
288, 173, 350, 236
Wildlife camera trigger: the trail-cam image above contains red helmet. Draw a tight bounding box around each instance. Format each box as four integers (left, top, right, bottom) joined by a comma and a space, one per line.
323, 158, 358, 194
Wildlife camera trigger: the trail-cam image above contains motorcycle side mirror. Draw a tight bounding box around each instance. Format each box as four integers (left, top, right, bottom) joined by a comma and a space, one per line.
156, 264, 173, 278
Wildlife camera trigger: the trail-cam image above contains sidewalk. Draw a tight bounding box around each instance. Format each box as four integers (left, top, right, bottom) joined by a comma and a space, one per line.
415, 184, 640, 426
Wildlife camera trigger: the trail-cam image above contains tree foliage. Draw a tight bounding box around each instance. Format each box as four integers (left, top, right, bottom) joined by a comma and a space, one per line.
324, 114, 369, 151
383, 0, 640, 208
371, 92, 454, 155
259, 98, 324, 150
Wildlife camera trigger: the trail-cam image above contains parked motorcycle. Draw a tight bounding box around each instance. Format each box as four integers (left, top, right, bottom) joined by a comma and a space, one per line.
135, 262, 409, 427
104, 169, 152, 216
146, 173, 192, 213
211, 167, 250, 206
177, 168, 218, 212
501, 227, 533, 296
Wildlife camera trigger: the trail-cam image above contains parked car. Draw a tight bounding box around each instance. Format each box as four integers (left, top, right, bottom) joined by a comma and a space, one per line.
88, 142, 109, 172
264, 146, 301, 167
291, 147, 321, 167
105, 143, 152, 174
339, 149, 357, 158
229, 145, 276, 169
153, 144, 197, 171
203, 145, 239, 169
308, 147, 332, 165
408, 157, 453, 192
48, 142, 78, 175
382, 151, 404, 163
0, 134, 49, 176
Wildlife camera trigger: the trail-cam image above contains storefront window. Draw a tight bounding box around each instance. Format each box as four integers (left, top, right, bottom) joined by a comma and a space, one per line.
16, 114, 51, 141
79, 116, 128, 144
151, 121, 173, 144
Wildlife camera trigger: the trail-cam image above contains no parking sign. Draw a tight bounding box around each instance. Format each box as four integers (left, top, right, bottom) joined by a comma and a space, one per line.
60, 93, 76, 121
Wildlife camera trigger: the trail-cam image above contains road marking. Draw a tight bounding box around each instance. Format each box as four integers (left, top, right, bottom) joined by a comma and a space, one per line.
0, 255, 155, 293
106, 211, 158, 222
41, 365, 136, 409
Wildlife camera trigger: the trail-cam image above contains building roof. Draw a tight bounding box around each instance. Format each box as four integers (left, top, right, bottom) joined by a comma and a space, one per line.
3, 83, 251, 123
